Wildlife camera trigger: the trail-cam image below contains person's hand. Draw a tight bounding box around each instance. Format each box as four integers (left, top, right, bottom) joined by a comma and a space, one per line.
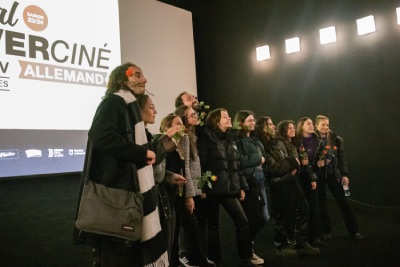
185, 198, 194, 214
317, 160, 325, 168
292, 169, 297, 175
325, 159, 331, 165
261, 157, 265, 164
201, 193, 207, 199
146, 150, 156, 165
174, 174, 186, 185
295, 158, 300, 166
311, 181, 317, 190
301, 158, 309, 166
240, 190, 245, 201
342, 176, 349, 187
166, 125, 181, 138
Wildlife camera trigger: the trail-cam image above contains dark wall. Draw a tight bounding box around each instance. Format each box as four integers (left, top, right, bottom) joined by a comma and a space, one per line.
160, 0, 400, 207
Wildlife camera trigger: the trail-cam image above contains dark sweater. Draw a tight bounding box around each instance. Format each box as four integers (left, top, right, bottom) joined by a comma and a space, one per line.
302, 134, 316, 163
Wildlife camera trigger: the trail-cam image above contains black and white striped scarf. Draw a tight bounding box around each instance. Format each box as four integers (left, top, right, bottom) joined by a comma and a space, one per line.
119, 91, 168, 267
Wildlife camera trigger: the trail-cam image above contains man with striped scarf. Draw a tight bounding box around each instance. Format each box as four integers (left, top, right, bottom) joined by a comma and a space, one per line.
73, 63, 169, 267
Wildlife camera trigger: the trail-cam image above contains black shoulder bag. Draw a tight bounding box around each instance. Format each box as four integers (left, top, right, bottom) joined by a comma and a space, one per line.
75, 111, 143, 241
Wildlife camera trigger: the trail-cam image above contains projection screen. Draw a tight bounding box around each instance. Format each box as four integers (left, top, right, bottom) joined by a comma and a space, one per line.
0, 0, 197, 178
0, 0, 121, 177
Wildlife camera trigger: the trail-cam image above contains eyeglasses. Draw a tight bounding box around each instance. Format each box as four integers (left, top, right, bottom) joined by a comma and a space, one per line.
188, 112, 198, 118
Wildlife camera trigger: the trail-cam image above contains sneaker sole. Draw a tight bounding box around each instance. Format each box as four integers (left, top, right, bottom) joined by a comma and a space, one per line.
251, 259, 264, 264
179, 257, 198, 267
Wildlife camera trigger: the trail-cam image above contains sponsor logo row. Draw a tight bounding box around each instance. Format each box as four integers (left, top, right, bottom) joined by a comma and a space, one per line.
0, 149, 85, 159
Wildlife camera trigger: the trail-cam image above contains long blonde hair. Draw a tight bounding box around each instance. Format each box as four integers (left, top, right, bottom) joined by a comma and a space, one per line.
159, 115, 184, 157
315, 115, 332, 146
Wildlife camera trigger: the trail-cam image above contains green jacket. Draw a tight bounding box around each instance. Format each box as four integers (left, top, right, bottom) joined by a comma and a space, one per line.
265, 139, 299, 178
236, 136, 268, 178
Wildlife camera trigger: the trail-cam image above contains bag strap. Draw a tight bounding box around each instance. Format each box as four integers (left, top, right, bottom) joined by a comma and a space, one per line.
125, 110, 142, 195
83, 141, 93, 185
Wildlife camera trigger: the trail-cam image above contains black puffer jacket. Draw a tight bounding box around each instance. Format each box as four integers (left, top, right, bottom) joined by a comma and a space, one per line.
315, 130, 348, 180
198, 127, 248, 197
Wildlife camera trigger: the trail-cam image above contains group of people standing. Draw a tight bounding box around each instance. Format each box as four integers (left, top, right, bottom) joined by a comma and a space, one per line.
73, 63, 363, 267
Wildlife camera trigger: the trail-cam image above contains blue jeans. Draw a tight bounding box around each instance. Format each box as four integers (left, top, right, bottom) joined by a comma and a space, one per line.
254, 169, 270, 222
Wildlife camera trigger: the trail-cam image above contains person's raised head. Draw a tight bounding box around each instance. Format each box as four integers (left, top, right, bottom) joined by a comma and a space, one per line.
159, 114, 182, 133
206, 108, 231, 132
296, 117, 314, 138
138, 95, 157, 126
234, 110, 256, 136
174, 105, 199, 127
175, 92, 199, 110
104, 63, 147, 99
276, 120, 295, 143
315, 115, 329, 134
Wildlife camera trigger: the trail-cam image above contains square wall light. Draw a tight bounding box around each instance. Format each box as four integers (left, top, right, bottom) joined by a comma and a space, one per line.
357, 15, 376, 35
397, 7, 400, 25
285, 37, 300, 54
256, 45, 270, 61
319, 26, 336, 44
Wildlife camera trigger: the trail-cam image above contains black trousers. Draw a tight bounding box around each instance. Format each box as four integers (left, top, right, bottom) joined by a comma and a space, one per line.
99, 249, 140, 267
179, 196, 207, 255
299, 175, 322, 240
206, 196, 253, 262
240, 175, 266, 241
270, 177, 309, 246
157, 181, 176, 257
318, 174, 359, 236
170, 195, 208, 267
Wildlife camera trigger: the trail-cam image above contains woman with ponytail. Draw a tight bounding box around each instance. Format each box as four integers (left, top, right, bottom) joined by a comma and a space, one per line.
314, 115, 363, 241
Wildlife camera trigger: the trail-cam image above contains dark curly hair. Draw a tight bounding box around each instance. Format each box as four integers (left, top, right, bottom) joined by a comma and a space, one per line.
275, 120, 295, 144
103, 62, 138, 99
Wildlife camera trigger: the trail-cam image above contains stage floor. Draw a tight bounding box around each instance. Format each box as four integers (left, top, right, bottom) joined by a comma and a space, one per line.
1, 174, 399, 267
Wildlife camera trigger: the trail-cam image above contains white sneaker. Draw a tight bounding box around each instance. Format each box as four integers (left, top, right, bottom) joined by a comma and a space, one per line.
251, 253, 264, 265
179, 256, 197, 267
207, 258, 214, 264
